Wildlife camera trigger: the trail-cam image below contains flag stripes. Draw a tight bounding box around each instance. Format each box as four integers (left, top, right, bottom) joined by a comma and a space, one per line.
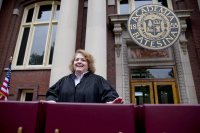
0, 63, 12, 100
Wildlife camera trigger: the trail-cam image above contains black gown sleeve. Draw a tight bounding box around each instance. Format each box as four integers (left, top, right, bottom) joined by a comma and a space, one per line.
97, 76, 119, 103
46, 77, 65, 101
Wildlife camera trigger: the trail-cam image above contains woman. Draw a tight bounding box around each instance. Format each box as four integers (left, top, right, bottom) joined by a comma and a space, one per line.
46, 49, 123, 103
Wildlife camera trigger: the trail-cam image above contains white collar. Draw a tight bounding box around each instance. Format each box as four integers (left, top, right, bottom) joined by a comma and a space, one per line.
75, 71, 88, 79
74, 71, 88, 86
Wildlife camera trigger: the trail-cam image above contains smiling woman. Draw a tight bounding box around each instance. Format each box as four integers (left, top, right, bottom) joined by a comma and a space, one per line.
69, 49, 95, 76
46, 49, 123, 104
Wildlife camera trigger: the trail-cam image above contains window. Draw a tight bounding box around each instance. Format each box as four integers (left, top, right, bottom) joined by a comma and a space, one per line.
13, 1, 60, 69
119, 0, 129, 14
130, 68, 174, 79
20, 89, 33, 101
117, 0, 173, 14
134, 0, 153, 9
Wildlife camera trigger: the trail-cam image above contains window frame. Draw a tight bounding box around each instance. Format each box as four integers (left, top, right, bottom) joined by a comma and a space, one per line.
12, 1, 60, 70
20, 89, 34, 101
117, 0, 173, 14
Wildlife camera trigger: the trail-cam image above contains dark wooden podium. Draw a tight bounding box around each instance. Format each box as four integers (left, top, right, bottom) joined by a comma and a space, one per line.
0, 101, 136, 133
142, 104, 200, 133
1, 101, 200, 133
0, 101, 43, 133
44, 103, 135, 133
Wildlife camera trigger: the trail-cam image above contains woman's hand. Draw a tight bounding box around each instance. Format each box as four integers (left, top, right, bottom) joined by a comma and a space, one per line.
106, 97, 124, 104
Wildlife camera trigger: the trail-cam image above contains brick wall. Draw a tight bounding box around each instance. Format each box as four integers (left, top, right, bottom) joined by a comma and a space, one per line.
0, 0, 53, 101
107, 3, 117, 88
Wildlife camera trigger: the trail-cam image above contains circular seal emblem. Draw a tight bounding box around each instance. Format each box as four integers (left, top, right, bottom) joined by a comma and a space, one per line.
128, 4, 181, 50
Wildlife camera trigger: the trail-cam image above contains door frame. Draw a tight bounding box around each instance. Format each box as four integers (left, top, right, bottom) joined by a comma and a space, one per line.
130, 81, 179, 104
154, 82, 179, 104
130, 81, 154, 104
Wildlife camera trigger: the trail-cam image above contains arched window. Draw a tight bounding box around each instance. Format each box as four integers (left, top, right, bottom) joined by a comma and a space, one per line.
13, 1, 60, 69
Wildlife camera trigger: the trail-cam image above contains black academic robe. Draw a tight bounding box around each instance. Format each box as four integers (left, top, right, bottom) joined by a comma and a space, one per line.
46, 72, 119, 103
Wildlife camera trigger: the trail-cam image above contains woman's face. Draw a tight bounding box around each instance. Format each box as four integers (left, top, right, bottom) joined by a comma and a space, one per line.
73, 53, 88, 75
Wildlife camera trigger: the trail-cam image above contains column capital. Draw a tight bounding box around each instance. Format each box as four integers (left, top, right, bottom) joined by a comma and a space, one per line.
109, 14, 129, 57
175, 10, 193, 55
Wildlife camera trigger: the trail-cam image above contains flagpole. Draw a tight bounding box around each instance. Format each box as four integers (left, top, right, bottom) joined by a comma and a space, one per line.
10, 56, 13, 64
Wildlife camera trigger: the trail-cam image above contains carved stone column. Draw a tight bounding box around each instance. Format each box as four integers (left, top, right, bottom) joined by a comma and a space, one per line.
113, 23, 122, 57
109, 14, 130, 103
174, 10, 198, 103
109, 14, 128, 57
175, 10, 192, 55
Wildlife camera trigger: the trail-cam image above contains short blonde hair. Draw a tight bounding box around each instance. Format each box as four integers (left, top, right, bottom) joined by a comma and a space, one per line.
69, 49, 96, 73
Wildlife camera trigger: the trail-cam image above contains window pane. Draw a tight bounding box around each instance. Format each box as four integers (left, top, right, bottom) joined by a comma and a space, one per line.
25, 93, 33, 101
135, 0, 152, 9
29, 25, 48, 65
131, 68, 174, 79
17, 28, 30, 65
49, 25, 57, 64
120, 0, 129, 14
157, 85, 174, 104
37, 5, 52, 22
26, 8, 34, 22
135, 85, 151, 105
53, 5, 60, 20
158, 0, 168, 7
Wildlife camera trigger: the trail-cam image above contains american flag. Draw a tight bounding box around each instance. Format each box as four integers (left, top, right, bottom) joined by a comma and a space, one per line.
0, 63, 12, 101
